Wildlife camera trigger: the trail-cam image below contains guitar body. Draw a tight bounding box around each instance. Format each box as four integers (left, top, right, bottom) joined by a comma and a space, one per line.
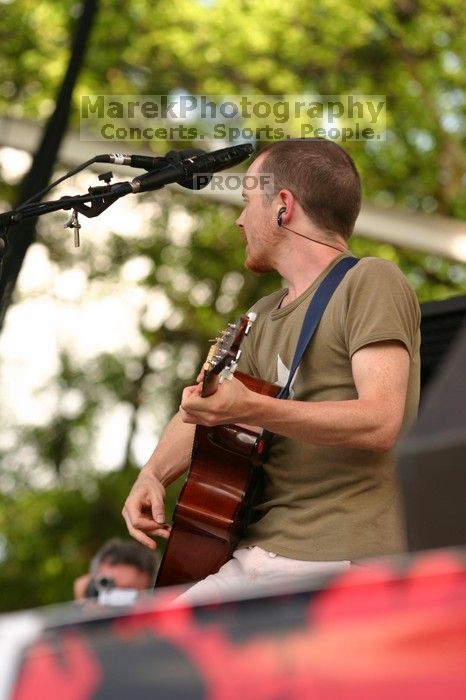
156, 372, 278, 587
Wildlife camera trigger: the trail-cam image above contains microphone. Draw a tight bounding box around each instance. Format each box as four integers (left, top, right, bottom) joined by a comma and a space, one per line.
94, 148, 204, 172
111, 144, 254, 195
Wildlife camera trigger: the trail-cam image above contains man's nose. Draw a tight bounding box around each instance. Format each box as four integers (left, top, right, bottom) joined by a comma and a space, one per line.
235, 210, 244, 228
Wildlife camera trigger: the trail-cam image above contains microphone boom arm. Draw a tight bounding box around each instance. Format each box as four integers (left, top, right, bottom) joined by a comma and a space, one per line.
0, 143, 254, 269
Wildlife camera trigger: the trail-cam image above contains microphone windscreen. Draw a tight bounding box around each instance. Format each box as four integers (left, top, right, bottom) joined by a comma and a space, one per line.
166, 148, 212, 190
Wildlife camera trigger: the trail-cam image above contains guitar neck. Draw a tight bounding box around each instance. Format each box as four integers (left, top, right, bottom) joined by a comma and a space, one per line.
199, 313, 257, 399
201, 368, 220, 397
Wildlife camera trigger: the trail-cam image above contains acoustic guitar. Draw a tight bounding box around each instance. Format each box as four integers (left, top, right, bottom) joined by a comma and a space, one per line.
156, 313, 278, 587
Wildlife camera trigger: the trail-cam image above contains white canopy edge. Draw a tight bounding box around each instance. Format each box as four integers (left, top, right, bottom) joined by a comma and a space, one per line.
1, 116, 466, 262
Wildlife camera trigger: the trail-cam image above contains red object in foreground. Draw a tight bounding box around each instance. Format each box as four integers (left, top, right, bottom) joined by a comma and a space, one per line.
5, 549, 466, 700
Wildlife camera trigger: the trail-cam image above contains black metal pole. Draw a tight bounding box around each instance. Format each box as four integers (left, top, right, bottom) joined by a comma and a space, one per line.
0, 0, 100, 330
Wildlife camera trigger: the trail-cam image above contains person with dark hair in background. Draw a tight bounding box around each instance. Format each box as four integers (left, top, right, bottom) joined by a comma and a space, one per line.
74, 537, 160, 603
123, 138, 421, 603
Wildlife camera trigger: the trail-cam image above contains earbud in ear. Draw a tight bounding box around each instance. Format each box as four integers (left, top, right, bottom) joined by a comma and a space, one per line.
277, 207, 286, 226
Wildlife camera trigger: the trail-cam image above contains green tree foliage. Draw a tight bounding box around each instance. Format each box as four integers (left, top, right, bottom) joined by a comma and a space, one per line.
0, 466, 183, 610
0, 0, 465, 610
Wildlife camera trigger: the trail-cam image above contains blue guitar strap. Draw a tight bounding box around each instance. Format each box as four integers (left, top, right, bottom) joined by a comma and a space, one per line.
277, 256, 359, 400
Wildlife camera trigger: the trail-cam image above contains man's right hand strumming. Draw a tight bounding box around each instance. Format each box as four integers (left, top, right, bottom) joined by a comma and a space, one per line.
122, 468, 171, 549
122, 412, 195, 548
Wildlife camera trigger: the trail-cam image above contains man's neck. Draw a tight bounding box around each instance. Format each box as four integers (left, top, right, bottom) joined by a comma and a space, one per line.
278, 245, 346, 306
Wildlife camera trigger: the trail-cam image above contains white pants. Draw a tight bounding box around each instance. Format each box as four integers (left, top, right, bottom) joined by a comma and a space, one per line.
176, 546, 351, 605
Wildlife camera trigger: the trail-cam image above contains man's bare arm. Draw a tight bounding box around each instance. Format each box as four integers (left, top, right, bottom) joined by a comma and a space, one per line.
122, 413, 195, 549
180, 341, 411, 452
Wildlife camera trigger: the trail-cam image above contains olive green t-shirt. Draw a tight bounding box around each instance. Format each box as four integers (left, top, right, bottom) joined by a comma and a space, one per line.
237, 254, 421, 561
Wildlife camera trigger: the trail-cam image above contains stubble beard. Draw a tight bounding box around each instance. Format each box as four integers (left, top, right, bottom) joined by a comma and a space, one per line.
245, 256, 276, 274
243, 227, 280, 274
244, 241, 277, 274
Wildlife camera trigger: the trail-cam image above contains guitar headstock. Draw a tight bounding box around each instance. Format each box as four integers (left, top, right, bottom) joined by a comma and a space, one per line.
201, 312, 256, 397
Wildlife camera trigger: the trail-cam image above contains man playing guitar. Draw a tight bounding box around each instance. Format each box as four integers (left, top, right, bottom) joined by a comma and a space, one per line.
123, 138, 420, 602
